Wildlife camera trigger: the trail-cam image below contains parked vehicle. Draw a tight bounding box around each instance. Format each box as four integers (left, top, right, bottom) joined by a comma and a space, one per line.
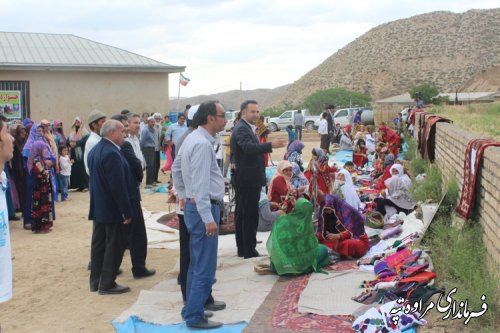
224, 110, 239, 131
265, 109, 319, 132
314, 107, 374, 128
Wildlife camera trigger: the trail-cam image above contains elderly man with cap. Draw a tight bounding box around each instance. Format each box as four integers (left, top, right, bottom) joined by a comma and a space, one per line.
140, 116, 157, 188
84, 109, 107, 175
165, 113, 188, 162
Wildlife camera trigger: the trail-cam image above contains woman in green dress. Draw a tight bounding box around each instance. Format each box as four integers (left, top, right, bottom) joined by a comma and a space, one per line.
267, 198, 329, 276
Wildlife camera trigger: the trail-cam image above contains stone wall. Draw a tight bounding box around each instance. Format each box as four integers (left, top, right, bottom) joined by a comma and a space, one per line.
414, 114, 500, 276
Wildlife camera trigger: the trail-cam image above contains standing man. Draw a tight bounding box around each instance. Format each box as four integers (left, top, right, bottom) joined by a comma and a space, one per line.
165, 113, 188, 161
231, 100, 286, 259
140, 116, 156, 189
293, 109, 305, 140
140, 112, 149, 133
153, 113, 163, 184
112, 114, 156, 279
88, 120, 133, 294
172, 101, 227, 329
0, 115, 14, 304
84, 109, 107, 175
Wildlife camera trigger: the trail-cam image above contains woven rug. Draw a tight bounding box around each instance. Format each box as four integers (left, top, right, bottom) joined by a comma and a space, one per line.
245, 261, 357, 333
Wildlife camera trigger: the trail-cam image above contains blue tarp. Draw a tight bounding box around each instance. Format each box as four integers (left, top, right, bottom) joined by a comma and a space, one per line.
112, 317, 247, 333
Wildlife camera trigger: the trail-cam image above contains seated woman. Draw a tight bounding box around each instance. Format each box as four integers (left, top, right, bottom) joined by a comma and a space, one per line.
339, 124, 354, 150
304, 148, 337, 204
378, 124, 400, 158
290, 162, 309, 191
317, 194, 369, 259
269, 160, 305, 213
257, 191, 284, 232
332, 169, 361, 211
353, 138, 368, 168
267, 198, 330, 276
284, 140, 305, 171
375, 164, 415, 216
373, 153, 395, 190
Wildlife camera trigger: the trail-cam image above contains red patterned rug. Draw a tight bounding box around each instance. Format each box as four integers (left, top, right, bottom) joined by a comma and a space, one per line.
245, 261, 357, 333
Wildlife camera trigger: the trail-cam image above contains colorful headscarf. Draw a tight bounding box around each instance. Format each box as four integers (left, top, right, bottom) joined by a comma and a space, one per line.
22, 118, 33, 127
267, 198, 321, 276
27, 141, 51, 174
291, 162, 309, 189
68, 117, 90, 142
284, 140, 305, 160
384, 153, 395, 167
268, 160, 293, 200
344, 124, 352, 134
318, 194, 365, 239
378, 124, 398, 142
22, 124, 47, 157
53, 119, 67, 147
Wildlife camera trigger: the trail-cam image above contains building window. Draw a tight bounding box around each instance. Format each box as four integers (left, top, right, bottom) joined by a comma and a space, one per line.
0, 80, 30, 120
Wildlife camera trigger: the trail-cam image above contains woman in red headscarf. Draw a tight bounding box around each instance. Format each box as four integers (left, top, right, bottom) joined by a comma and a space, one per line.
378, 124, 400, 157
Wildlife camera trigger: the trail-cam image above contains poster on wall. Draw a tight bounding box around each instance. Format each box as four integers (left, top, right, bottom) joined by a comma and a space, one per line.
0, 91, 22, 119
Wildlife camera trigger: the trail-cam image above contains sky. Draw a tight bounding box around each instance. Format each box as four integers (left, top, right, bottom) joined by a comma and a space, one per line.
2, 0, 499, 98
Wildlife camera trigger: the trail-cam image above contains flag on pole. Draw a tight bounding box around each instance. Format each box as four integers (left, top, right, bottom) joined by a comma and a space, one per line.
179, 73, 190, 86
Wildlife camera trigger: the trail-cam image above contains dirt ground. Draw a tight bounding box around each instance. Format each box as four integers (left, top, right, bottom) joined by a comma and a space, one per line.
0, 131, 322, 333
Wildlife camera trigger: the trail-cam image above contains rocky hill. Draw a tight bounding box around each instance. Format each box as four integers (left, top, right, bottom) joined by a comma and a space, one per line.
168, 85, 289, 112
269, 8, 500, 109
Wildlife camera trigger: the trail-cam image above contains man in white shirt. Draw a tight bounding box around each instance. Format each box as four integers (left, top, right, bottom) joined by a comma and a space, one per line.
0, 114, 14, 303
84, 110, 107, 175
318, 111, 330, 154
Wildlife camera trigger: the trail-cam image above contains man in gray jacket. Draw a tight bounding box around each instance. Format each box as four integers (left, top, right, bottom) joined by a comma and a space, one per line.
293, 110, 305, 140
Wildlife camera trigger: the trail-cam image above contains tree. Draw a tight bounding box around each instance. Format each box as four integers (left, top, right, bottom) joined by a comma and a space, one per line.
301, 88, 371, 115
409, 83, 439, 104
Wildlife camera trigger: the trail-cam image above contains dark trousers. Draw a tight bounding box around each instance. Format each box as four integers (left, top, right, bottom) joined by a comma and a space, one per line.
320, 134, 330, 152
375, 197, 414, 216
295, 125, 303, 140
127, 200, 148, 274
142, 147, 155, 185
154, 150, 160, 182
234, 186, 261, 258
89, 221, 125, 290
179, 214, 215, 303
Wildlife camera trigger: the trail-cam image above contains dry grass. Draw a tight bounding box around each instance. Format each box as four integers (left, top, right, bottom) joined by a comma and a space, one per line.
429, 102, 500, 140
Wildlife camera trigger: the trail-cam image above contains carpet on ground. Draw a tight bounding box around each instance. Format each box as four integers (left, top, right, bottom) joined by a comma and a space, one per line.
113, 316, 247, 333
298, 269, 375, 316
113, 241, 277, 329
244, 261, 358, 333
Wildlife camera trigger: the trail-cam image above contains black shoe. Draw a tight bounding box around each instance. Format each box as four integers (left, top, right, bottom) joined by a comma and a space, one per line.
98, 284, 130, 295
244, 250, 261, 259
117, 268, 123, 276
204, 300, 226, 311
9, 215, 20, 221
133, 268, 156, 279
204, 311, 213, 318
187, 319, 222, 330
90, 284, 98, 292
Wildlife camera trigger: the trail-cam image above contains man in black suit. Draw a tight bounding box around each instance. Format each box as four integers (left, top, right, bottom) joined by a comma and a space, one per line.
88, 119, 134, 294
230, 100, 286, 258
111, 114, 156, 279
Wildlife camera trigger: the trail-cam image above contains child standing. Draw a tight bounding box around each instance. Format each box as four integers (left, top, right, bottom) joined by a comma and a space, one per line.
286, 125, 296, 146
59, 146, 73, 201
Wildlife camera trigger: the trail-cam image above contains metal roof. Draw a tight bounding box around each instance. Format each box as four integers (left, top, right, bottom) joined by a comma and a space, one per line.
0, 32, 185, 73
376, 93, 414, 104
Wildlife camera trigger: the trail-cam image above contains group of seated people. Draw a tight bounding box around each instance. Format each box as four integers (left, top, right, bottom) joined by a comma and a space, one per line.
257, 124, 416, 276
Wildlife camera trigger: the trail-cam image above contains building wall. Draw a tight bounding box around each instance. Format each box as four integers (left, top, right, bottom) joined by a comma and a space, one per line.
373, 103, 406, 127
414, 114, 500, 276
0, 70, 170, 127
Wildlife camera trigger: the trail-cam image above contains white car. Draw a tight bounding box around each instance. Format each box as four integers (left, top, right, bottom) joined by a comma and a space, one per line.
224, 110, 239, 131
